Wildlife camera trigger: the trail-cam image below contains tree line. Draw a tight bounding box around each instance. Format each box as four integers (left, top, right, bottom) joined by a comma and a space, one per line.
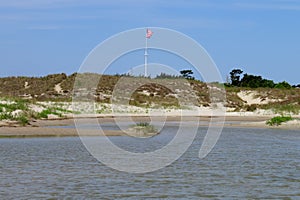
112, 68, 298, 89
228, 69, 299, 89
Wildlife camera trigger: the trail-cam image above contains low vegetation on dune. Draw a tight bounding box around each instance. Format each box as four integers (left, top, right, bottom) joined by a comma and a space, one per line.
0, 99, 75, 126
0, 69, 299, 125
127, 122, 158, 137
0, 99, 31, 125
266, 116, 294, 126
0, 73, 69, 100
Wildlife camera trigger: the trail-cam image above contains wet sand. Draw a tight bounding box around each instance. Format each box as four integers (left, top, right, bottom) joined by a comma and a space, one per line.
0, 116, 298, 137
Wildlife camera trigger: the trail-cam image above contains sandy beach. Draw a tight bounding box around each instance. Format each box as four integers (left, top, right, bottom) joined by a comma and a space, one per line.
0, 115, 298, 138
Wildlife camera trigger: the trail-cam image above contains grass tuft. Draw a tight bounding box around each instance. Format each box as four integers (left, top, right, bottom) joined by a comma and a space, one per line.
37, 108, 62, 119
266, 115, 293, 126
131, 122, 158, 133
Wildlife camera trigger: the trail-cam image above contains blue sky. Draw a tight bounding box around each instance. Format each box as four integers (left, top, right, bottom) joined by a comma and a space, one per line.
0, 0, 299, 84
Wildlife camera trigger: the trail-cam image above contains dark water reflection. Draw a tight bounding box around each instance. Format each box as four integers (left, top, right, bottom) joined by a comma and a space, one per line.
0, 127, 299, 199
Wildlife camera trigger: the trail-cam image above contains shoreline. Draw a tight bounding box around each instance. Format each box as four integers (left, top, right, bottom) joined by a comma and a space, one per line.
0, 115, 299, 138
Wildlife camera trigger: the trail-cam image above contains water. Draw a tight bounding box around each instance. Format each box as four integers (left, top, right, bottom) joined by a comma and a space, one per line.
0, 127, 299, 199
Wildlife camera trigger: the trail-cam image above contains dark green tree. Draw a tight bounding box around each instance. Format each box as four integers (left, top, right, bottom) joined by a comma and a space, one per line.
240, 74, 275, 88
229, 69, 243, 86
275, 81, 292, 89
260, 79, 275, 88
180, 69, 194, 80
155, 73, 180, 79
240, 74, 262, 88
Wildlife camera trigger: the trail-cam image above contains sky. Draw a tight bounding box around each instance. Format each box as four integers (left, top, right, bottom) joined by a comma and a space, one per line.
0, 0, 299, 84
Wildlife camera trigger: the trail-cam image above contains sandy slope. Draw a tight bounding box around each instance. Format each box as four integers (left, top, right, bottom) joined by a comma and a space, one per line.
237, 90, 282, 105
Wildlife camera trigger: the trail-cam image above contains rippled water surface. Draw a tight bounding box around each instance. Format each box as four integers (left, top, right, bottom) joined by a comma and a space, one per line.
0, 127, 299, 199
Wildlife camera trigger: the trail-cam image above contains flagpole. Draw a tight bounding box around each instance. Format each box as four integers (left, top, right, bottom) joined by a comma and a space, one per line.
144, 33, 148, 77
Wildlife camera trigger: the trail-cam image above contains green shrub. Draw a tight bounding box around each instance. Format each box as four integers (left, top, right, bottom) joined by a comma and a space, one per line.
0, 112, 28, 125
0, 101, 27, 112
37, 108, 62, 119
131, 122, 157, 133
37, 110, 49, 119
266, 116, 293, 126
135, 122, 150, 127
0, 113, 13, 120
16, 115, 29, 126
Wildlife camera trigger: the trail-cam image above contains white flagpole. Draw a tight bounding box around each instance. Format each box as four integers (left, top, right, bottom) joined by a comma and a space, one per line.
144, 32, 148, 77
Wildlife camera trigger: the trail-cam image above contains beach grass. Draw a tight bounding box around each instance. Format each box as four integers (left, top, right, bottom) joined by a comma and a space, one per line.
266, 115, 293, 126
130, 122, 158, 134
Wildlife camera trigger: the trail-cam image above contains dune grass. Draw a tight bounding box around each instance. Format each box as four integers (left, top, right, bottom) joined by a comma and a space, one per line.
266, 115, 293, 126
130, 122, 158, 133
0, 99, 30, 125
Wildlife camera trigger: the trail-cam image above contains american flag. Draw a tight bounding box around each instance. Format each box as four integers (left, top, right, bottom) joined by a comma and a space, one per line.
146, 29, 153, 38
